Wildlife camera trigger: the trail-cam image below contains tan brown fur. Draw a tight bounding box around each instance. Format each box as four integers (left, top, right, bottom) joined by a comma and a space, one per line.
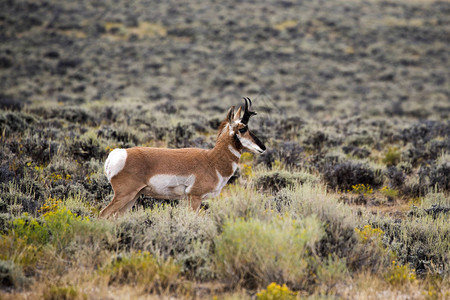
99, 102, 264, 219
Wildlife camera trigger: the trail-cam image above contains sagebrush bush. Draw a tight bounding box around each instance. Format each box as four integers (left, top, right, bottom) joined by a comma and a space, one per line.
214, 215, 323, 289
254, 170, 318, 193
385, 166, 406, 191
167, 123, 196, 148
255, 171, 295, 193
0, 259, 29, 289
376, 210, 450, 276
0, 179, 44, 215
281, 185, 390, 273
114, 205, 217, 279
256, 141, 303, 169
0, 111, 38, 136
323, 161, 381, 192
69, 131, 108, 161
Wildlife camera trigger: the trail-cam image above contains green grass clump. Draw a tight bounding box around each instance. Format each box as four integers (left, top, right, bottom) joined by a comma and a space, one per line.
380, 186, 399, 199
101, 251, 181, 293
43, 285, 80, 300
383, 147, 401, 166
214, 215, 323, 289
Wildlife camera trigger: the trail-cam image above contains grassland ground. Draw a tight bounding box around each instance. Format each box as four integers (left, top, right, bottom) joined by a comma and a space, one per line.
0, 0, 449, 299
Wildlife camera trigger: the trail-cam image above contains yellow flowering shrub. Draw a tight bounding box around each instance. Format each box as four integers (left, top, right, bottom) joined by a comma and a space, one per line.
241, 164, 253, 177
12, 203, 90, 250
349, 184, 373, 195
354, 225, 384, 245
256, 282, 297, 300
385, 260, 416, 286
48, 173, 72, 182
38, 198, 62, 216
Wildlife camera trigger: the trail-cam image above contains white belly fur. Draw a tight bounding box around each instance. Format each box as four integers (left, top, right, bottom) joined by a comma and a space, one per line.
148, 174, 196, 198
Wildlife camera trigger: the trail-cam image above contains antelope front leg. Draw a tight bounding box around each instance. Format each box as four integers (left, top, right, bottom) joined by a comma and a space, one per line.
189, 195, 203, 211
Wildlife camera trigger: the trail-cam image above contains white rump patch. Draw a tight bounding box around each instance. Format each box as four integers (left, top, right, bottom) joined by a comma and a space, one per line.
104, 149, 127, 182
148, 174, 196, 198
238, 137, 264, 154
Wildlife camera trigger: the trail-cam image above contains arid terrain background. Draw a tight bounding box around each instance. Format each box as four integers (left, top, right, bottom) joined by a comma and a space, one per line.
0, 0, 449, 299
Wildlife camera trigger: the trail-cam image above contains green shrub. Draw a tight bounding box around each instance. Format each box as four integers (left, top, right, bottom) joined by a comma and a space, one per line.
380, 186, 399, 199
209, 185, 270, 226
214, 215, 323, 289
0, 232, 42, 274
316, 255, 348, 291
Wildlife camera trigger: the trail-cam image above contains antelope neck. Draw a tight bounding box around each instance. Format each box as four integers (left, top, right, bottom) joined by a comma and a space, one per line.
207, 135, 240, 174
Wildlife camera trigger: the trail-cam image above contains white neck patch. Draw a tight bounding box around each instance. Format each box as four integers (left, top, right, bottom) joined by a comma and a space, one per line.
228, 145, 241, 159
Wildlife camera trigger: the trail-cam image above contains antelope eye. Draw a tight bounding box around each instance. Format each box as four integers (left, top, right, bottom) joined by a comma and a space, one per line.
238, 127, 247, 133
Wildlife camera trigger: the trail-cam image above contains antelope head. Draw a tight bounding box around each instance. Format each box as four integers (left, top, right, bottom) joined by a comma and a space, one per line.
225, 97, 266, 154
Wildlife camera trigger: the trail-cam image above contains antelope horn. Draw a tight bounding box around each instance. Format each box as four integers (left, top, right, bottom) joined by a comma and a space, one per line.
241, 97, 257, 124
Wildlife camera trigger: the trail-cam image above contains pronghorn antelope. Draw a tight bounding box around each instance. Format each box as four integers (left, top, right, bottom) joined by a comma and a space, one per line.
99, 98, 266, 218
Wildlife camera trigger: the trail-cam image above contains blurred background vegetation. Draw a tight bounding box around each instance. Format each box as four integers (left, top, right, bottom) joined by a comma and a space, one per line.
0, 0, 449, 299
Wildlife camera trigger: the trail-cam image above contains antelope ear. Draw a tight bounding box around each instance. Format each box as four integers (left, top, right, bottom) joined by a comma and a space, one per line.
226, 106, 235, 122
233, 106, 242, 121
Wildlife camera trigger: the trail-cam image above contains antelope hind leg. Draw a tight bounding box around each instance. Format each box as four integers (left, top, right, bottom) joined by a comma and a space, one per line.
99, 184, 145, 219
